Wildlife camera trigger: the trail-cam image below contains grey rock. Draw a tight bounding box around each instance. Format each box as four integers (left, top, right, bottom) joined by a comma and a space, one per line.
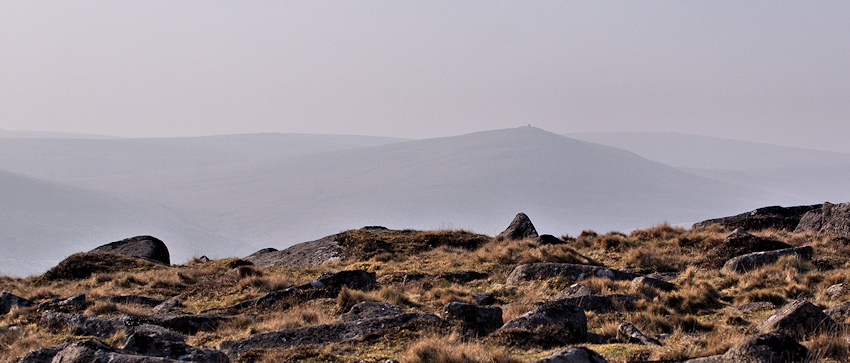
128, 313, 233, 335
536, 234, 564, 245
820, 202, 850, 238
49, 339, 182, 362
757, 299, 838, 339
533, 346, 609, 363
708, 229, 793, 267
38, 311, 124, 338
497, 213, 539, 240
439, 270, 489, 283
826, 283, 846, 300
631, 276, 675, 291
37, 293, 87, 312
556, 295, 640, 314
19, 344, 67, 363
794, 208, 823, 233
244, 234, 342, 268
441, 302, 503, 336
472, 292, 496, 306
339, 301, 404, 322
0, 292, 34, 314
733, 302, 776, 312
617, 322, 661, 346
108, 295, 166, 308
692, 205, 821, 232
719, 332, 810, 363
491, 300, 587, 348
152, 296, 181, 314
123, 328, 229, 362
507, 263, 641, 285
219, 313, 443, 358
824, 301, 850, 322
90, 235, 171, 266
555, 283, 594, 299
216, 270, 377, 313
722, 246, 813, 273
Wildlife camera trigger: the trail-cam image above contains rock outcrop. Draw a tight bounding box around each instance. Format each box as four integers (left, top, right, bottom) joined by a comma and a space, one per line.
722, 246, 813, 273
533, 346, 609, 363
507, 263, 641, 285
90, 236, 171, 265
795, 202, 850, 238
685, 332, 811, 363
244, 234, 342, 268
219, 313, 443, 358
757, 299, 838, 339
497, 213, 539, 240
21, 337, 228, 363
0, 292, 34, 314
490, 300, 587, 348
617, 322, 661, 346
339, 301, 404, 322
692, 205, 821, 232
441, 302, 503, 336
709, 229, 792, 265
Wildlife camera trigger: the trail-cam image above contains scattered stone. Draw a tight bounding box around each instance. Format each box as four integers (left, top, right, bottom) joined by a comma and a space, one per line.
757, 299, 838, 339
555, 283, 594, 299
0, 292, 34, 314
692, 205, 821, 232
497, 213, 539, 240
441, 302, 503, 336
733, 302, 776, 313
37, 294, 87, 312
123, 325, 229, 362
686, 332, 811, 363
722, 246, 813, 273
826, 283, 846, 300
617, 322, 661, 346
556, 295, 639, 314
152, 296, 182, 314
108, 295, 166, 308
491, 300, 587, 348
216, 270, 377, 313
472, 292, 496, 306
507, 263, 641, 285
90, 235, 171, 265
536, 234, 563, 245
128, 313, 233, 335
219, 313, 443, 358
533, 346, 609, 363
824, 301, 850, 323
39, 311, 124, 338
439, 270, 489, 283
645, 272, 679, 282
244, 234, 343, 268
708, 229, 793, 267
339, 301, 404, 322
631, 276, 675, 292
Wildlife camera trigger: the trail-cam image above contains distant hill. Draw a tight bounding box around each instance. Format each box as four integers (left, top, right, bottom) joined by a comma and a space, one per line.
0, 130, 121, 139
0, 169, 229, 276
0, 133, 408, 180
566, 132, 850, 170
71, 127, 780, 256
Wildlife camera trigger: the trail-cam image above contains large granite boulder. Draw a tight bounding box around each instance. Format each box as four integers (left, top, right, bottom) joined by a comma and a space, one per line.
441, 302, 503, 336
244, 234, 342, 268
219, 313, 443, 358
795, 202, 850, 238
497, 213, 539, 240
490, 300, 587, 348
685, 332, 811, 363
339, 301, 404, 322
507, 263, 641, 285
90, 236, 171, 266
534, 346, 609, 363
692, 205, 821, 232
22, 337, 228, 363
722, 246, 813, 273
0, 292, 34, 314
757, 299, 838, 339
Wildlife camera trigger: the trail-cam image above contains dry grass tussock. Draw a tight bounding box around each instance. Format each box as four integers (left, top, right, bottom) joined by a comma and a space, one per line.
2, 224, 850, 362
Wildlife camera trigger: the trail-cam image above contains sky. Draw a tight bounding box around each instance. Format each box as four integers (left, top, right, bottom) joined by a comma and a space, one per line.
1, 1, 849, 152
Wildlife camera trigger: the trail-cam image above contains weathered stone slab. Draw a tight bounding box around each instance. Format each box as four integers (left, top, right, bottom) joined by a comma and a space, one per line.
722, 246, 813, 273
507, 263, 641, 285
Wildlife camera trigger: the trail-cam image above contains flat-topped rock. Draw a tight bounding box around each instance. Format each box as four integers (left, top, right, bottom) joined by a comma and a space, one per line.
692, 205, 821, 232
339, 301, 404, 322
90, 236, 170, 266
490, 299, 587, 348
244, 234, 342, 268
722, 246, 813, 273
507, 263, 641, 285
757, 299, 838, 339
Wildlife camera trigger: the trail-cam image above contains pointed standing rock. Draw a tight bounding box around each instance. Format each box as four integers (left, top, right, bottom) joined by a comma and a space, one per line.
497, 213, 539, 240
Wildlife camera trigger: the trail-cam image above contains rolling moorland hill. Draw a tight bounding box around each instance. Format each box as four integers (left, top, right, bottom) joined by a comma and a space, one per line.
567, 132, 850, 203
68, 127, 779, 255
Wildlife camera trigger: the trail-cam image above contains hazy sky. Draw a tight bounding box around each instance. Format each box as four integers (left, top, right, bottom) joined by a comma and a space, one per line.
2, 1, 848, 151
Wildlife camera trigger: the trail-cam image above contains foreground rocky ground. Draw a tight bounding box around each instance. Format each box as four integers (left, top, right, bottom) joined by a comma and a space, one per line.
2, 203, 850, 362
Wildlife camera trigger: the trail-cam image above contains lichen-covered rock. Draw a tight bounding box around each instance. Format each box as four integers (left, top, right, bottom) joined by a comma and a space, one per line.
219, 313, 443, 358
824, 301, 850, 323
38, 311, 124, 338
441, 302, 503, 336
757, 299, 837, 339
534, 346, 609, 363
497, 213, 539, 240
244, 234, 342, 268
557, 294, 640, 314
507, 263, 641, 285
721, 332, 810, 363
0, 292, 33, 314
339, 301, 404, 322
491, 300, 587, 348
555, 283, 594, 299
617, 322, 661, 346
90, 235, 171, 266
630, 276, 676, 291
722, 246, 813, 273
37, 293, 87, 312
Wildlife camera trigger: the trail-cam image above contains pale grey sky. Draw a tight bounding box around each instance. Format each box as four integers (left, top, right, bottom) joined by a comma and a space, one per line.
2, 1, 848, 151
